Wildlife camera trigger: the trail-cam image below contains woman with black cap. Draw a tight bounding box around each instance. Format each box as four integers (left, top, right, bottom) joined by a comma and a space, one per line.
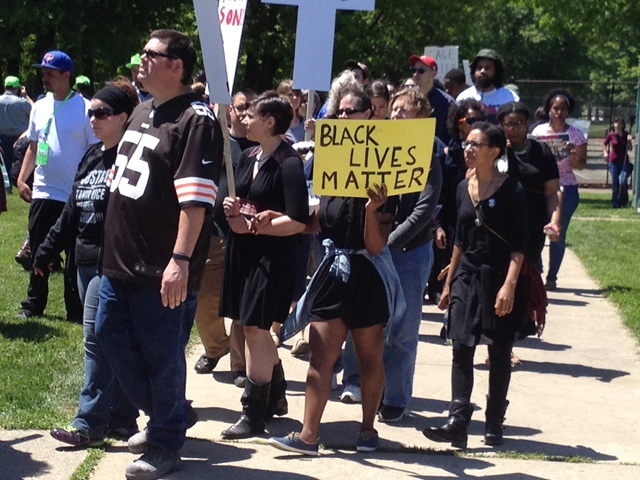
33, 84, 139, 448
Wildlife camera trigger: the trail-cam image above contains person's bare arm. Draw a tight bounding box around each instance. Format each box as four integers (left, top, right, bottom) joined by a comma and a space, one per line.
363, 184, 392, 256
438, 244, 462, 311
161, 206, 205, 309
17, 140, 37, 202
570, 143, 587, 170
495, 252, 524, 317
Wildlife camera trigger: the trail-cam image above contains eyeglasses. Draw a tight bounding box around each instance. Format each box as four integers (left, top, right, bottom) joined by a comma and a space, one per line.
502, 120, 526, 128
462, 140, 490, 150
409, 66, 430, 75
88, 107, 114, 120
337, 107, 366, 116
458, 117, 482, 126
141, 49, 177, 60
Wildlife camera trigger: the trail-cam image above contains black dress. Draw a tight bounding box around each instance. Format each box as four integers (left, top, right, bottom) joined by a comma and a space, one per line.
507, 139, 559, 262
220, 141, 309, 330
448, 176, 528, 347
306, 195, 398, 329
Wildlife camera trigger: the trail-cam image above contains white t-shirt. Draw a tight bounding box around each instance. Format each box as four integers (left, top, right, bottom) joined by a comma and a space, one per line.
28, 92, 98, 202
456, 86, 519, 118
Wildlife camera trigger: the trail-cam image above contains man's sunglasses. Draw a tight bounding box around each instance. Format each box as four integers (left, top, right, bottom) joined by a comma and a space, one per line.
141, 49, 177, 60
409, 66, 430, 75
337, 107, 366, 116
88, 107, 114, 120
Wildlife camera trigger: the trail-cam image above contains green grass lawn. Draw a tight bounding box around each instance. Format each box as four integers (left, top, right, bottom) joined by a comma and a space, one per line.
569, 191, 640, 339
0, 193, 84, 429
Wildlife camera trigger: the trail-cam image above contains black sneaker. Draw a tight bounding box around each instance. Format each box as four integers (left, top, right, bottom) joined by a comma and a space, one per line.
232, 371, 247, 388
16, 309, 40, 319
194, 350, 228, 374
377, 404, 409, 423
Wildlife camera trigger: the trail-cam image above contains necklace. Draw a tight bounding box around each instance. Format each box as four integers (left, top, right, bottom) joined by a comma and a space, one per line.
470, 173, 499, 204
469, 173, 500, 227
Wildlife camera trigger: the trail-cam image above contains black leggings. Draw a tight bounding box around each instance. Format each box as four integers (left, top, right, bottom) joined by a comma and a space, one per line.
451, 340, 513, 403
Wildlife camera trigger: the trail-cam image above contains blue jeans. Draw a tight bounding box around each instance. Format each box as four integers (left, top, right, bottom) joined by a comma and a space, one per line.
608, 162, 629, 208
72, 271, 138, 437
547, 185, 579, 284
95, 276, 197, 451
342, 241, 434, 409
383, 242, 433, 407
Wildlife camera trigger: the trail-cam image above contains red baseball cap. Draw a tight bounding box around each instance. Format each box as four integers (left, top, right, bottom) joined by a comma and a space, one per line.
408, 55, 437, 73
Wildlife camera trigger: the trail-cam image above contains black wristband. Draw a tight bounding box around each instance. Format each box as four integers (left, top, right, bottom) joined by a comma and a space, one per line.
172, 252, 191, 262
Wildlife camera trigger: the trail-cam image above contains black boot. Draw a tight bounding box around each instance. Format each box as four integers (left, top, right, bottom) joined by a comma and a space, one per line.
423, 398, 473, 448
221, 377, 269, 439
264, 360, 288, 422
484, 395, 509, 446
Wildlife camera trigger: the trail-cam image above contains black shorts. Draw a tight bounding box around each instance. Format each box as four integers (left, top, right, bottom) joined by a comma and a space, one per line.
307, 254, 388, 329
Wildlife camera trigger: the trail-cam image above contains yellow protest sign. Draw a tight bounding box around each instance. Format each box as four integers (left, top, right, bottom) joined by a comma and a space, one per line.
312, 118, 435, 197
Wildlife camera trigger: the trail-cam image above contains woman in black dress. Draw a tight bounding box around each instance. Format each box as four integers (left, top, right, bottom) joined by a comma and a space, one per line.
220, 92, 309, 439
423, 122, 528, 448
268, 88, 401, 455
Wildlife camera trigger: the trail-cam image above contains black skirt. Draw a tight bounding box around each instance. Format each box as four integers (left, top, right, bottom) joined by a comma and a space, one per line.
307, 254, 389, 329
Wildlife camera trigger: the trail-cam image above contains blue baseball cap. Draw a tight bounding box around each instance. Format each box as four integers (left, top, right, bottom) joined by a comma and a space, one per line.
32, 50, 74, 73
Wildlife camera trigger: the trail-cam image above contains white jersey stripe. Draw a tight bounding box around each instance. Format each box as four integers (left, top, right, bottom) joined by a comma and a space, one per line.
175, 177, 218, 205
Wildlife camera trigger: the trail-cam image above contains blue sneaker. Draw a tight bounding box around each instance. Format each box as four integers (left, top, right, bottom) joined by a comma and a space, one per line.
268, 432, 319, 456
357, 429, 379, 452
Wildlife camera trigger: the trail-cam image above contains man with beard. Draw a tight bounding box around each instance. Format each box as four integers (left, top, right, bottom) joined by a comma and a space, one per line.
456, 49, 519, 123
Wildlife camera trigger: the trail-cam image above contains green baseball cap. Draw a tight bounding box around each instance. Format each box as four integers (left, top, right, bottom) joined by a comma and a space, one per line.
4, 76, 20, 88
126, 53, 142, 69
74, 75, 91, 89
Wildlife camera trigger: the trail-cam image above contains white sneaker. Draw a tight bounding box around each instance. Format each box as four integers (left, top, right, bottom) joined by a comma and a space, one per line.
331, 374, 339, 391
339, 384, 362, 404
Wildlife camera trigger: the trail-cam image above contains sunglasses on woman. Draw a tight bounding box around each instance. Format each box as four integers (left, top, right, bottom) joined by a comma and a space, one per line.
458, 117, 482, 126
337, 107, 366, 116
88, 107, 114, 120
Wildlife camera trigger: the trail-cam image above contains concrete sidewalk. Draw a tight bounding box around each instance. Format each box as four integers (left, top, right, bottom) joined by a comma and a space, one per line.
3, 247, 640, 479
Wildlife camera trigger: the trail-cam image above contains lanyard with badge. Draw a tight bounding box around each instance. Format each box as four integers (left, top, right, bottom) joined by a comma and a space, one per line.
36, 91, 74, 166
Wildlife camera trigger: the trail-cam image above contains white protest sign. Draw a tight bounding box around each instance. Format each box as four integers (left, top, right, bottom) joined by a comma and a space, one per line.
262, 0, 375, 91
423, 46, 459, 83
218, 0, 248, 93
193, 0, 232, 104
462, 59, 471, 86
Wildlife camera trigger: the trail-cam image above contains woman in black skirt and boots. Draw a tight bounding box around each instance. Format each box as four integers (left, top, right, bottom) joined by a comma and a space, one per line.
220, 92, 309, 439
423, 122, 528, 448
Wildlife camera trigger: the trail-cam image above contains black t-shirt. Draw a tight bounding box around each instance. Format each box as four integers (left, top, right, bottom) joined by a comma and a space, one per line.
102, 92, 223, 290
229, 133, 259, 153
455, 176, 528, 273
319, 195, 398, 250
507, 139, 558, 260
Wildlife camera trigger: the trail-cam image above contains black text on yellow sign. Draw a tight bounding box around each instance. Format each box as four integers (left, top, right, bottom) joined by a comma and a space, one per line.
312, 118, 435, 197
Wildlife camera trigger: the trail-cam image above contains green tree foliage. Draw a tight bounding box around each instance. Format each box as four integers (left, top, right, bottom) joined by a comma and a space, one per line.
1, 0, 637, 105
0, 0, 197, 96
